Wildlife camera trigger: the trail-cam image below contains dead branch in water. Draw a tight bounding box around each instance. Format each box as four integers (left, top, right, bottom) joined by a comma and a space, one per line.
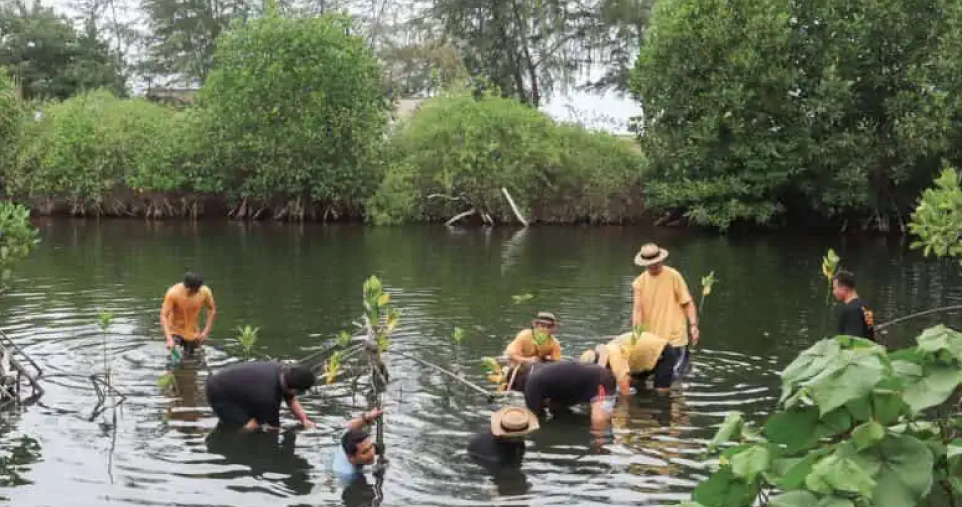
501, 187, 529, 227
445, 208, 477, 226
877, 305, 962, 331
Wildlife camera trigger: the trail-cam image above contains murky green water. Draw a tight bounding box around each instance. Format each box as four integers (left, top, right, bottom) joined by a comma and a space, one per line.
1, 219, 961, 507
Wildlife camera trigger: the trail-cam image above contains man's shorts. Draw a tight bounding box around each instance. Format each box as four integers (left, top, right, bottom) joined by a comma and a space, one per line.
631, 346, 680, 390
173, 335, 200, 356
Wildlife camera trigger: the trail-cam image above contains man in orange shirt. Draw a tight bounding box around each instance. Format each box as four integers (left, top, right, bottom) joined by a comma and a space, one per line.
631, 243, 698, 380
161, 272, 217, 357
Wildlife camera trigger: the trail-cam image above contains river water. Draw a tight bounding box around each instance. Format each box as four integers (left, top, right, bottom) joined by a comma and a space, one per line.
1, 219, 961, 507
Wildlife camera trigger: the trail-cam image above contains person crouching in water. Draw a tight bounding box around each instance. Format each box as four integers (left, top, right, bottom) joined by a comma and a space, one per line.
504, 311, 563, 365
467, 405, 539, 468
205, 361, 316, 431
503, 360, 617, 432
580, 330, 676, 396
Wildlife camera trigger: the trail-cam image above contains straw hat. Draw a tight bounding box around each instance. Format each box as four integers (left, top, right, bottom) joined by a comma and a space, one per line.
634, 243, 669, 267
579, 344, 610, 368
491, 405, 540, 438
533, 311, 558, 325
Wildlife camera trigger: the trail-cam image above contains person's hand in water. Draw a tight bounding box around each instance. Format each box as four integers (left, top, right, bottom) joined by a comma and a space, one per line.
302, 420, 316, 430
364, 408, 383, 424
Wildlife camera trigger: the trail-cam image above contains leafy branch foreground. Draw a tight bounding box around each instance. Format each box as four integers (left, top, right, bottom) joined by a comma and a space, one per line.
682, 326, 962, 507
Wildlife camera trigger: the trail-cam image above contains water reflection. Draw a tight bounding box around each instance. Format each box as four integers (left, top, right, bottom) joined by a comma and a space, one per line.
204, 427, 314, 496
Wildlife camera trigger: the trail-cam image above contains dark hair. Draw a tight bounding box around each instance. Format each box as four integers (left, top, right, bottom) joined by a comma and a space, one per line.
834, 270, 856, 290
283, 365, 316, 392
184, 272, 204, 292
342, 428, 370, 456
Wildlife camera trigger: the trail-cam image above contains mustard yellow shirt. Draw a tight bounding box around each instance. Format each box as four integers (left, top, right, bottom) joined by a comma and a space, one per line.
604, 331, 669, 387
162, 283, 215, 341
632, 266, 693, 347
505, 329, 562, 362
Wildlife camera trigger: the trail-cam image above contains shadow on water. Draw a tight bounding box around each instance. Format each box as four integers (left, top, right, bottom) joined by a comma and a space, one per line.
0, 220, 960, 506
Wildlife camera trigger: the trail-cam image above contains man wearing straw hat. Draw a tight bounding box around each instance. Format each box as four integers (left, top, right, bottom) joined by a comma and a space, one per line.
631, 243, 699, 379
468, 405, 539, 467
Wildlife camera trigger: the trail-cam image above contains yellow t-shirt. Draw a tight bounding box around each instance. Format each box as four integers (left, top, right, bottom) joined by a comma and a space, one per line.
505, 329, 562, 362
605, 331, 669, 386
632, 266, 693, 347
162, 283, 215, 341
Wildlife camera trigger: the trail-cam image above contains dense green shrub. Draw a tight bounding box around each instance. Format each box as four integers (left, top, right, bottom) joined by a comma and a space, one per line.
0, 71, 20, 176
196, 12, 391, 218
368, 92, 646, 225
0, 202, 39, 289
681, 327, 962, 507
632, 0, 962, 231
11, 90, 182, 212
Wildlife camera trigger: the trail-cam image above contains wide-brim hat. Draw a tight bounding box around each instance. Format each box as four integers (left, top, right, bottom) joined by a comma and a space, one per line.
579, 344, 610, 369
635, 243, 669, 267
533, 311, 558, 325
491, 405, 540, 438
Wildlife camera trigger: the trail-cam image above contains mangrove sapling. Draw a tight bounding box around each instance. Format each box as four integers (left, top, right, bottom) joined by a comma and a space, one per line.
235, 324, 260, 359
452, 326, 465, 374
821, 248, 842, 334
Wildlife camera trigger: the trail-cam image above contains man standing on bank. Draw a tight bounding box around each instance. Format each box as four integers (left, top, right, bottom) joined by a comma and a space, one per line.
832, 270, 876, 341
631, 243, 699, 380
161, 271, 217, 357
205, 360, 316, 431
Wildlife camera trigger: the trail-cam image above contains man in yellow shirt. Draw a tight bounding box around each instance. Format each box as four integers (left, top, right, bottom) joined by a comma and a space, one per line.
579, 331, 677, 395
503, 312, 563, 365
161, 272, 217, 357
631, 243, 698, 379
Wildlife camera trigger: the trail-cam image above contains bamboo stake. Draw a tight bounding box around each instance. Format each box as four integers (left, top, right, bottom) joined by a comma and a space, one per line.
389, 349, 499, 399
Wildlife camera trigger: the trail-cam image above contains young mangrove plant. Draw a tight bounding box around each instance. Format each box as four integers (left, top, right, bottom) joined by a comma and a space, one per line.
700, 271, 717, 311
452, 326, 465, 372
821, 248, 841, 301
96, 309, 114, 390
678, 325, 962, 507
235, 324, 260, 359
512, 293, 534, 305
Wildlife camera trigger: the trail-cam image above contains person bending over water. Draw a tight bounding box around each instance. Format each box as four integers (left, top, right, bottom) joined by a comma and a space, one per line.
506, 361, 617, 431
504, 311, 563, 365
205, 361, 316, 431
161, 271, 217, 357
332, 408, 384, 486
580, 330, 676, 395
467, 405, 539, 467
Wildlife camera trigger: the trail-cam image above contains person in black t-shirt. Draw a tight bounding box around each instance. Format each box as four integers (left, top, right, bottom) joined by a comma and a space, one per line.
506, 361, 618, 431
832, 270, 876, 341
205, 361, 317, 431
467, 405, 539, 468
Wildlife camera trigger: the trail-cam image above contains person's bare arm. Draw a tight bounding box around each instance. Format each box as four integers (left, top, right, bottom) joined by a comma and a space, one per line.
160, 292, 174, 350
548, 340, 562, 361
505, 335, 538, 364
590, 400, 612, 432
199, 289, 217, 342
285, 397, 314, 428
683, 301, 699, 345
345, 408, 383, 431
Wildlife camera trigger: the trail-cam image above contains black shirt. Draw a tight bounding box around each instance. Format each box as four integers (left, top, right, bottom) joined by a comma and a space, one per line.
523, 361, 617, 415
205, 361, 292, 426
467, 429, 525, 467
838, 297, 876, 341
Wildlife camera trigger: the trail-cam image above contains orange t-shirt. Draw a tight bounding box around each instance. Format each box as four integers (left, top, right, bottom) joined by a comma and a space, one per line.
162, 283, 215, 341
504, 329, 562, 362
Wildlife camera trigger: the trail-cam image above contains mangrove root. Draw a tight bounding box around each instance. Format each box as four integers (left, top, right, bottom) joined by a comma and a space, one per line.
501, 187, 529, 227
446, 208, 477, 226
